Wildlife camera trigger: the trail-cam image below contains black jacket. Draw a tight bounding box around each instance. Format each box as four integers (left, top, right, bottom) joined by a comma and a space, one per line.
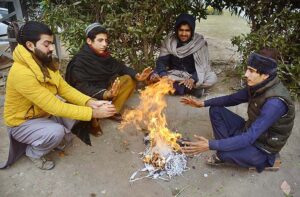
246, 77, 295, 153
66, 44, 137, 99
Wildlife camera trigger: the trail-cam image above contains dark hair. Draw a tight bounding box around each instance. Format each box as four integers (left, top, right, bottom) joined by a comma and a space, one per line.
17, 21, 53, 50
87, 26, 107, 41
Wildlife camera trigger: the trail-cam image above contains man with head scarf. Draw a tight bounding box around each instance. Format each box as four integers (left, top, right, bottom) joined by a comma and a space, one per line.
180, 49, 295, 172
150, 13, 217, 97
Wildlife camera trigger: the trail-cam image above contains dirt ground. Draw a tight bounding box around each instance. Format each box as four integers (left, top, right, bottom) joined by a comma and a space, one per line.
0, 12, 300, 197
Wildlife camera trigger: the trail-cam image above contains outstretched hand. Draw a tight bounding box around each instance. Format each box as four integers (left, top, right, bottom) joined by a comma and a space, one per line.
180, 96, 204, 108
136, 67, 153, 81
104, 78, 121, 99
181, 135, 209, 156
110, 77, 121, 97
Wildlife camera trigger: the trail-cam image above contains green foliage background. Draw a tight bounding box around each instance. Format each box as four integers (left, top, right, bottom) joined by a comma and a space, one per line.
39, 0, 207, 71
229, 4, 299, 98
31, 0, 299, 97
208, 0, 299, 97
231, 8, 300, 97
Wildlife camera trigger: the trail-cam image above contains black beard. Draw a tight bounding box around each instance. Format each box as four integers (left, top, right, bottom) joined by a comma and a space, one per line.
34, 48, 53, 64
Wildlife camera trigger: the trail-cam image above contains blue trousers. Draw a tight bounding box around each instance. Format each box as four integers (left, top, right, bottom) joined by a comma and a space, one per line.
209, 106, 274, 172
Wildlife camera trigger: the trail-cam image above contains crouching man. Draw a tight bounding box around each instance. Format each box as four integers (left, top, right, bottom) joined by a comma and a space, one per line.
66, 23, 152, 122
0, 21, 116, 170
181, 49, 295, 172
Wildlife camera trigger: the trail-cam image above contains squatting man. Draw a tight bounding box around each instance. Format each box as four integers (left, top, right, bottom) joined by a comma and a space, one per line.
0, 21, 116, 170
181, 50, 295, 172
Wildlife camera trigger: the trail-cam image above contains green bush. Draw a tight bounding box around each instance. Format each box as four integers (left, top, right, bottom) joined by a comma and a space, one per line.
39, 0, 208, 72
231, 8, 300, 98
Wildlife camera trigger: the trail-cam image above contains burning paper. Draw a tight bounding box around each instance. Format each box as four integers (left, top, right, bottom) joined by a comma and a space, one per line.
120, 78, 188, 182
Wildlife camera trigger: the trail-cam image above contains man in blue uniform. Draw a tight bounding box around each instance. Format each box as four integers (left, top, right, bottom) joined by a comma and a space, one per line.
181, 49, 295, 172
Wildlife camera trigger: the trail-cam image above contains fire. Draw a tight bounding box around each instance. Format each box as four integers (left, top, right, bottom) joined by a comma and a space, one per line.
122, 78, 188, 181
121, 77, 182, 155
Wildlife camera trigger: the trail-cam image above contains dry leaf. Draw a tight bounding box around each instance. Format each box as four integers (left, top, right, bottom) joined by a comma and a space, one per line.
281, 180, 291, 195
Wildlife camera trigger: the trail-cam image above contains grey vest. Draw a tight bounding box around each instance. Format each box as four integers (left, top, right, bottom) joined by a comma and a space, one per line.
246, 77, 295, 154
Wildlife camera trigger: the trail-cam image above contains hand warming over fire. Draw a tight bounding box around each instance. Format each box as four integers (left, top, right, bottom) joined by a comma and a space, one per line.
104, 78, 121, 99
180, 96, 204, 108
86, 99, 112, 109
179, 78, 195, 90
91, 102, 116, 119
136, 67, 153, 81
181, 135, 209, 156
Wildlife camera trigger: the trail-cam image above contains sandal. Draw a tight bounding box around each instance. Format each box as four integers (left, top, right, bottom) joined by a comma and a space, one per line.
206, 154, 225, 166
249, 156, 281, 172
264, 158, 281, 171
28, 156, 55, 170
90, 118, 103, 137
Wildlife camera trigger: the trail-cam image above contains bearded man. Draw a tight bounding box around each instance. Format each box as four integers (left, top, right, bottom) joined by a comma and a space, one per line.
1, 21, 116, 170
150, 13, 217, 97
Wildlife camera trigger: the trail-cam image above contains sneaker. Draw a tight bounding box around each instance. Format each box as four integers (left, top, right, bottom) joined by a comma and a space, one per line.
28, 156, 55, 170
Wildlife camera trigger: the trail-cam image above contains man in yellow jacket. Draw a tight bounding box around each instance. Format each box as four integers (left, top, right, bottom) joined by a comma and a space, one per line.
1, 21, 116, 170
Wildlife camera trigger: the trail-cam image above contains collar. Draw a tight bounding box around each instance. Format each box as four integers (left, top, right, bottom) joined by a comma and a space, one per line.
13, 44, 58, 83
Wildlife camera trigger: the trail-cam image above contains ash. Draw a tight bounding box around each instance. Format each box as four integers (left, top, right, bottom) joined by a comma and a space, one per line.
129, 145, 188, 182
165, 152, 187, 177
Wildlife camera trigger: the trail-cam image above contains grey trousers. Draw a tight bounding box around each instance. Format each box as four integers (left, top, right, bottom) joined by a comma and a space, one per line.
0, 116, 75, 168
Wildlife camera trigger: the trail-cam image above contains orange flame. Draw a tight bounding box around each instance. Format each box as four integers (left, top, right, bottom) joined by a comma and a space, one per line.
121, 78, 181, 153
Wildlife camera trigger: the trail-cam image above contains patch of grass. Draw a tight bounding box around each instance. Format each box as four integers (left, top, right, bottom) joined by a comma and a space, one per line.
197, 10, 250, 40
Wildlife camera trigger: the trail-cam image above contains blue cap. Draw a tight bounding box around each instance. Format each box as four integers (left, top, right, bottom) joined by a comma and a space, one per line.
248, 52, 277, 74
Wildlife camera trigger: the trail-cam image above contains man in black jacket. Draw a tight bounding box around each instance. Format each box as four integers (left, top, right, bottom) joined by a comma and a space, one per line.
66, 23, 152, 121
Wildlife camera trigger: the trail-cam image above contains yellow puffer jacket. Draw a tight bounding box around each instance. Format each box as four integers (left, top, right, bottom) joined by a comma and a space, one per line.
4, 44, 93, 127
